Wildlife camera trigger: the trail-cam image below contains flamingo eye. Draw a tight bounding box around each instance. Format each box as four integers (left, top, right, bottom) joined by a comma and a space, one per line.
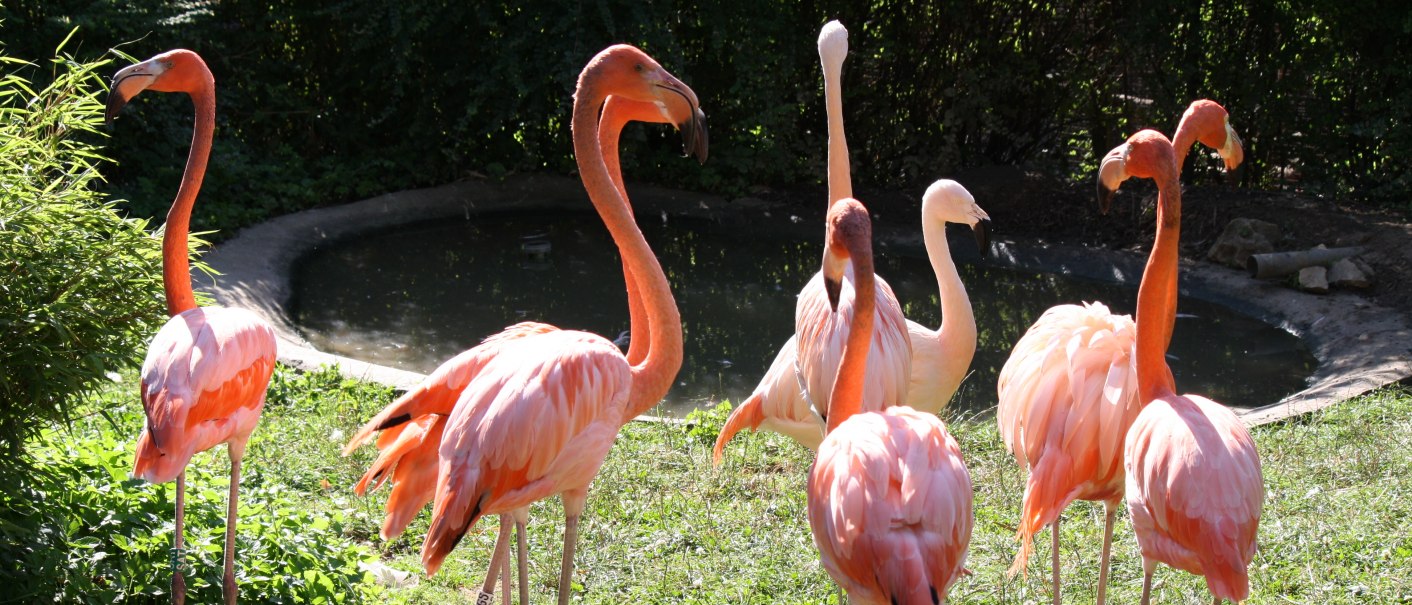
634, 63, 644, 73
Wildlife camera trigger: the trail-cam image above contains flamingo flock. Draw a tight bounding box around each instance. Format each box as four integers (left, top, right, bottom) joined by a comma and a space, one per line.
106, 17, 1263, 605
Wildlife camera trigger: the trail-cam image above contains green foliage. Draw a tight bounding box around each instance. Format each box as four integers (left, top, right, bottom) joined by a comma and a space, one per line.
0, 367, 386, 603
0, 35, 208, 463
2, 1, 1409, 230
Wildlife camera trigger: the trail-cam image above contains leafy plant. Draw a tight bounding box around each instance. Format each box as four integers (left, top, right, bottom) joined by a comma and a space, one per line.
0, 32, 212, 464
0, 381, 383, 603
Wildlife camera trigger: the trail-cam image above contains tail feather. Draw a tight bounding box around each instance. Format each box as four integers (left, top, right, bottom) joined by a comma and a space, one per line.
422, 484, 487, 576
712, 393, 766, 464
1008, 451, 1078, 577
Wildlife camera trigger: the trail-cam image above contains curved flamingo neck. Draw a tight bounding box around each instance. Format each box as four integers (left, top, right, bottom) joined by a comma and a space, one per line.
825, 244, 875, 433
573, 81, 683, 419
1135, 170, 1182, 402
922, 210, 976, 387
599, 101, 647, 366
822, 51, 851, 205
163, 78, 215, 316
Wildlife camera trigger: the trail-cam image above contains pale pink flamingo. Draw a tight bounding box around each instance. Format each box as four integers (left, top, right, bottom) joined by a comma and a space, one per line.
344, 89, 703, 603
348, 46, 699, 605
806, 198, 973, 604
1100, 128, 1262, 605
995, 99, 1247, 604
106, 50, 278, 605
716, 20, 976, 460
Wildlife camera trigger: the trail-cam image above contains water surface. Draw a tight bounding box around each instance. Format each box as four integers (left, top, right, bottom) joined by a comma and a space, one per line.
292, 211, 1315, 417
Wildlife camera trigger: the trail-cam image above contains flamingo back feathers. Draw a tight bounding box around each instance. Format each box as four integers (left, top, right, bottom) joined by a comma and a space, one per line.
1125, 393, 1262, 602
421, 329, 630, 575
995, 302, 1139, 572
134, 307, 276, 483
808, 407, 972, 604
795, 269, 912, 418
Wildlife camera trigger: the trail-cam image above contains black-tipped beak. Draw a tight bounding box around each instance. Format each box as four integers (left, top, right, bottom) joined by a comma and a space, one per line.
824, 274, 842, 311
682, 106, 709, 164
1097, 181, 1116, 215
105, 68, 154, 125
972, 218, 991, 253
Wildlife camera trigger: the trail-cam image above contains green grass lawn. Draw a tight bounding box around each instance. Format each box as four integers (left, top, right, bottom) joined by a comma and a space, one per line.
6, 366, 1410, 603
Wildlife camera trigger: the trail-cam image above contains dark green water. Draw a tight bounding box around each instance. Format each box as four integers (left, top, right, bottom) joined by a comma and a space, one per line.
291, 211, 1315, 418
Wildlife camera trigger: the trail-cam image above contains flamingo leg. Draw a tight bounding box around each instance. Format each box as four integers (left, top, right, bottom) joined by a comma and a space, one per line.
516, 516, 530, 605
1051, 517, 1060, 605
557, 514, 579, 605
172, 470, 188, 605
500, 551, 510, 605
1096, 502, 1117, 605
477, 515, 513, 604
1140, 558, 1155, 605
222, 446, 244, 605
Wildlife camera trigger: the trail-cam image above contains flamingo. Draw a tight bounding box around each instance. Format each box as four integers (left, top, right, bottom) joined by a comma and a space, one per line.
106, 50, 278, 605
716, 20, 990, 460
995, 99, 1246, 604
1099, 129, 1262, 605
806, 198, 973, 604
346, 45, 700, 605
344, 89, 704, 603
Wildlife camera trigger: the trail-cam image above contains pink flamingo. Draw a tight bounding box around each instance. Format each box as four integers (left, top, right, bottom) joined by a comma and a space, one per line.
806, 198, 973, 604
106, 50, 278, 605
1098, 127, 1262, 605
347, 46, 699, 605
716, 20, 988, 460
345, 88, 703, 603
995, 99, 1246, 604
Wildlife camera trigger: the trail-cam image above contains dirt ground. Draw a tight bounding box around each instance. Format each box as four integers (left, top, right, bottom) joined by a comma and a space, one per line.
764, 166, 1412, 320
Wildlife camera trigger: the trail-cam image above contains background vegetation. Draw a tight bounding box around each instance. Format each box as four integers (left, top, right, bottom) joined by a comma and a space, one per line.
0, 36, 204, 463
2, 0, 1408, 235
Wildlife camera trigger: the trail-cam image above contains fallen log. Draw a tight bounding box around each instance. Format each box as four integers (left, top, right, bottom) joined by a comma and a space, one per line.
1246, 246, 1364, 279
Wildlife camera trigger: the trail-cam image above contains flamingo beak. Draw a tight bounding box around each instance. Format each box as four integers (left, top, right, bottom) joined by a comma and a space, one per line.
1220, 121, 1245, 172
821, 246, 847, 312
105, 60, 162, 124
972, 218, 992, 253
682, 106, 709, 164
653, 71, 708, 165
1096, 143, 1130, 215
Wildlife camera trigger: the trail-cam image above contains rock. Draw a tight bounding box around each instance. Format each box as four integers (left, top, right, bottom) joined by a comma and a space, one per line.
1329, 258, 1372, 288
1207, 218, 1283, 269
1299, 265, 1329, 293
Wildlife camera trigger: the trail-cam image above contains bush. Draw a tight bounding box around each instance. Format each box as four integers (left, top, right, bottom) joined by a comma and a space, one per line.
0, 34, 205, 464
0, 387, 382, 603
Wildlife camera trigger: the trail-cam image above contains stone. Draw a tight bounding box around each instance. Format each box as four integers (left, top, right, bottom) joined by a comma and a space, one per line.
1299, 265, 1329, 293
1207, 218, 1283, 269
1329, 258, 1372, 288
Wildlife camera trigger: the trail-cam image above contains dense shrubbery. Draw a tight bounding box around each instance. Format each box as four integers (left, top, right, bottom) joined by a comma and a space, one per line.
2, 1, 1407, 235
0, 368, 384, 602
0, 37, 203, 462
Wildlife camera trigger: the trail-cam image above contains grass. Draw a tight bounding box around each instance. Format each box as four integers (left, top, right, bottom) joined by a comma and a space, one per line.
11, 367, 1412, 603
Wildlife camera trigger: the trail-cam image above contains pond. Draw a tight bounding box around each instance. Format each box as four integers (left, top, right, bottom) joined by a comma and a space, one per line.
291, 210, 1315, 418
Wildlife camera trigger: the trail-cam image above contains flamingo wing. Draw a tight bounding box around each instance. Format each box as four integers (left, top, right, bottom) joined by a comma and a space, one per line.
422, 329, 631, 575
809, 408, 973, 604
1125, 394, 1263, 602
995, 302, 1140, 569
134, 306, 277, 483
795, 269, 912, 418
345, 321, 558, 453
712, 334, 823, 461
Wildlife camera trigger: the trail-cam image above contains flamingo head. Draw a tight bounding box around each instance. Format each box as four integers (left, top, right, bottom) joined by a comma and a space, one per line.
105, 49, 209, 123
1096, 129, 1178, 213
818, 20, 849, 74
922, 179, 992, 253
822, 198, 872, 311
1181, 99, 1244, 171
582, 45, 708, 164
